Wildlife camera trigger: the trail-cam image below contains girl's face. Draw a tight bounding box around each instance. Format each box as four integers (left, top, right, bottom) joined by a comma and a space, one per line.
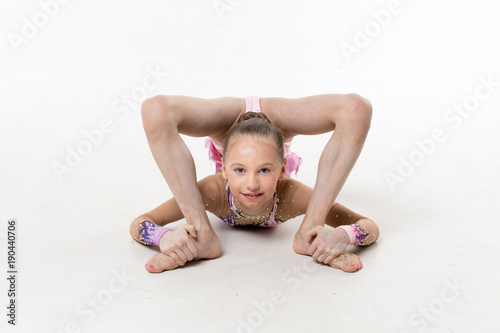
222, 135, 286, 215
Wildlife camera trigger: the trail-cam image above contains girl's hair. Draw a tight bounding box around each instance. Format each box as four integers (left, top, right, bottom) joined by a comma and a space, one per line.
223, 112, 284, 163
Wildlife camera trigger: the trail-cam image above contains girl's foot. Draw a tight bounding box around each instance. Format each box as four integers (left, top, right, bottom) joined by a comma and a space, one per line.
293, 231, 310, 255
145, 253, 179, 273
146, 227, 222, 273
293, 229, 362, 272
191, 226, 222, 261
292, 225, 350, 258
329, 252, 362, 272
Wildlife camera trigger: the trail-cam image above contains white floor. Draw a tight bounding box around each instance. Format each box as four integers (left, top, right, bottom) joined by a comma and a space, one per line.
1, 1, 500, 332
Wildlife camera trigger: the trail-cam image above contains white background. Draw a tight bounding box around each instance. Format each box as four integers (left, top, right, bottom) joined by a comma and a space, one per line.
1, 0, 499, 332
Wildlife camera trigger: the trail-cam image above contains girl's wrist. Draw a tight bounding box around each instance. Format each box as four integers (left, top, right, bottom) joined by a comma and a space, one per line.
337, 225, 356, 245
152, 226, 173, 246
138, 219, 173, 246
337, 223, 369, 245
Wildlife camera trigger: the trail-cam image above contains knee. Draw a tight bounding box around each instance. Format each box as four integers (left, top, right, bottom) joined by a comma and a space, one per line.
141, 95, 177, 133
340, 93, 373, 136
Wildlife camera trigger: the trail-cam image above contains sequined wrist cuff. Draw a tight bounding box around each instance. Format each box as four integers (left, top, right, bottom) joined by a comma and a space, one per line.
338, 223, 369, 245
138, 220, 172, 245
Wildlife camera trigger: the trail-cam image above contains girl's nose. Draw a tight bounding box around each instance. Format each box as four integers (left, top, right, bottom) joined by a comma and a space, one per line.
246, 175, 259, 190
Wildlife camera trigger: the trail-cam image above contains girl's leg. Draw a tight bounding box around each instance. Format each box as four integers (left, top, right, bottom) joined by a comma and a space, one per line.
130, 196, 195, 272
140, 95, 245, 261
317, 203, 379, 272
287, 177, 378, 272
131, 177, 226, 272
260, 93, 372, 252
316, 215, 379, 273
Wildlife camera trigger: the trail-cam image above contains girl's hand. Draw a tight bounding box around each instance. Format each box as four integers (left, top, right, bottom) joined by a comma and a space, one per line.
306, 226, 350, 264
158, 225, 198, 266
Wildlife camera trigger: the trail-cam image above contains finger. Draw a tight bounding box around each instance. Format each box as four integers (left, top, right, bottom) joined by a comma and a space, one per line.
307, 231, 324, 256
183, 224, 197, 238
185, 237, 198, 259
166, 251, 185, 266
312, 248, 323, 261
306, 226, 322, 243
323, 255, 335, 265
181, 243, 194, 261
173, 247, 188, 263
180, 226, 198, 258
313, 250, 324, 261
317, 252, 330, 263
307, 239, 318, 256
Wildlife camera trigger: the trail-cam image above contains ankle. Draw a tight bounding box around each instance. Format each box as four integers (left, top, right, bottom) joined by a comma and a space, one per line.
297, 219, 324, 237
181, 210, 212, 230
197, 224, 215, 234
293, 232, 309, 255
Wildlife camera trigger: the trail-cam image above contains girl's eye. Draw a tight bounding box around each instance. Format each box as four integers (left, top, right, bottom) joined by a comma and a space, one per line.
234, 168, 270, 173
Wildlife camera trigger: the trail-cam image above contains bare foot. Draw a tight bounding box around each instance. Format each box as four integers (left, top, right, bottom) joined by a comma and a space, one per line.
293, 229, 362, 273
329, 252, 362, 272
145, 253, 179, 273
190, 226, 222, 260
292, 230, 310, 255
146, 226, 222, 273
293, 226, 349, 256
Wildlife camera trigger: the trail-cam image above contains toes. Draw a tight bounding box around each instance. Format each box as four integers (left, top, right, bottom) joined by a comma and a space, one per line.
329, 253, 363, 272
145, 253, 179, 273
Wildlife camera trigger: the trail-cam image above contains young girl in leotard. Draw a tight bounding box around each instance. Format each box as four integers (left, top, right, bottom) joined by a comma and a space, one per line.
130, 112, 380, 273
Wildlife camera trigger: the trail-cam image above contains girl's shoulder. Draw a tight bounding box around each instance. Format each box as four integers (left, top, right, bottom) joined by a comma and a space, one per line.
276, 176, 311, 202
276, 176, 303, 193
199, 171, 226, 197
275, 176, 311, 220
198, 171, 230, 214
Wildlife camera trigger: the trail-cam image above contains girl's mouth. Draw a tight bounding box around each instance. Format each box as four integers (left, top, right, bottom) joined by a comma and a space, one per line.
243, 193, 263, 199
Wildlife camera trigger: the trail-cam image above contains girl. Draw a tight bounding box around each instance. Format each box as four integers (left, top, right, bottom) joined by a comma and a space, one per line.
130, 110, 379, 273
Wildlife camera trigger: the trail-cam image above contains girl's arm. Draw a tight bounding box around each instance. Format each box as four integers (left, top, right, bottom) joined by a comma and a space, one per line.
324, 202, 379, 247
129, 196, 184, 245
283, 177, 379, 246
130, 173, 223, 244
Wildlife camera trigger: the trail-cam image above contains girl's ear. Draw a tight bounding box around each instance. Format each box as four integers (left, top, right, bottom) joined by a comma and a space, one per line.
221, 163, 228, 180
279, 159, 287, 180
